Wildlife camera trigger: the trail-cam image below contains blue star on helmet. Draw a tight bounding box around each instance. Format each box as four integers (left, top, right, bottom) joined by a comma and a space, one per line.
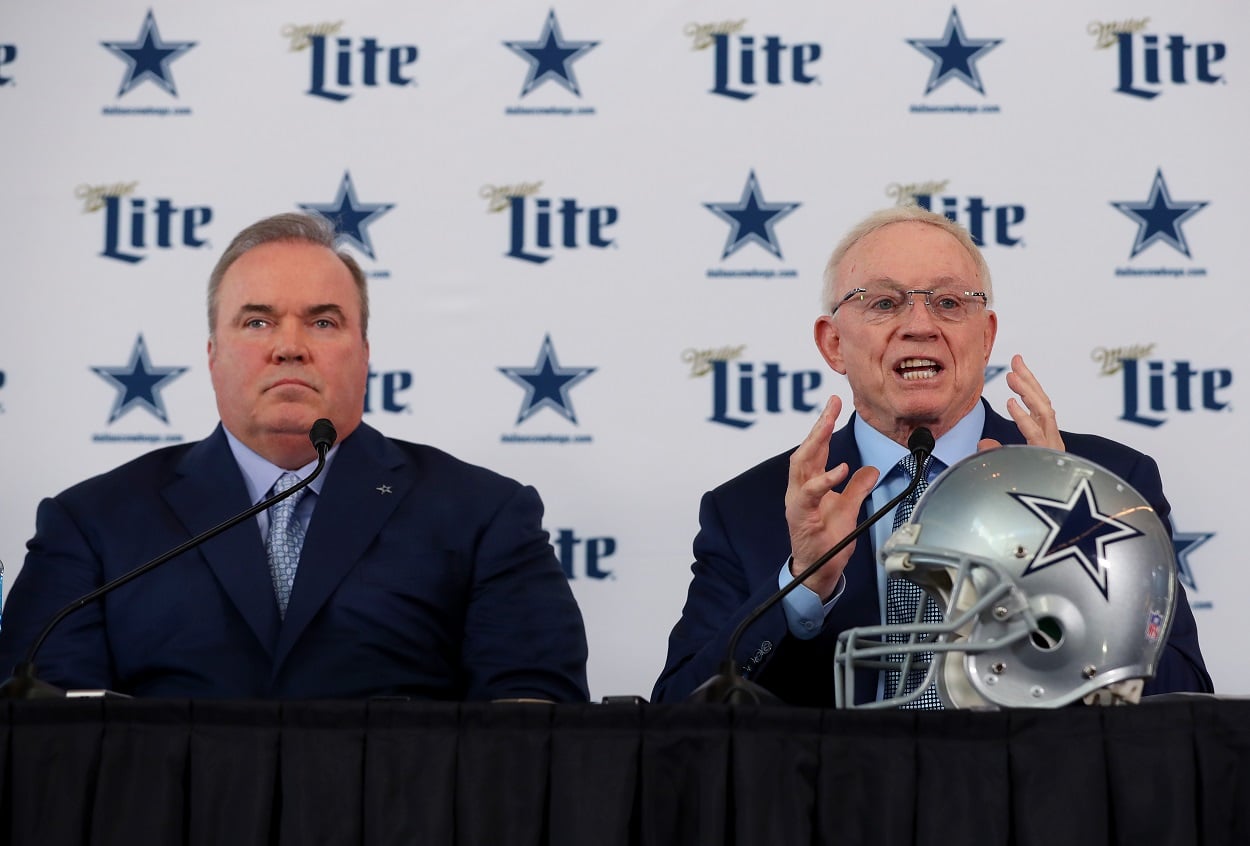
704, 170, 801, 261
91, 335, 188, 424
1172, 531, 1213, 593
1110, 169, 1208, 259
101, 9, 197, 98
906, 7, 1002, 95
299, 171, 395, 260
1011, 477, 1144, 599
498, 334, 596, 425
503, 9, 599, 98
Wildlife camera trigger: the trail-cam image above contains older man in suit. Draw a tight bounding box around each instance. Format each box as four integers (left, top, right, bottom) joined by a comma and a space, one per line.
653, 205, 1211, 706
0, 212, 588, 701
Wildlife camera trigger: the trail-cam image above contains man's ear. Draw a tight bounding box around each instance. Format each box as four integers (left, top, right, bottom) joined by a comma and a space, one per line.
982, 309, 998, 363
815, 316, 847, 375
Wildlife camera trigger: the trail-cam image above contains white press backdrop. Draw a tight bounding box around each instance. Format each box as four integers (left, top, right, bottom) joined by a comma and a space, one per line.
1, 1, 1245, 700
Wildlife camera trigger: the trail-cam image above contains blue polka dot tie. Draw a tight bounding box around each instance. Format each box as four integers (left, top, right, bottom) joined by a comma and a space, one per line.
266, 472, 307, 619
883, 453, 945, 709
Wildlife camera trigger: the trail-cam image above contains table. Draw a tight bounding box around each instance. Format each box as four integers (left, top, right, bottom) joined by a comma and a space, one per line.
1, 696, 1246, 845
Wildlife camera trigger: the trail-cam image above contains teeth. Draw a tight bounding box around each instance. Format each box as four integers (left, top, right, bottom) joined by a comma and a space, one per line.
898, 358, 939, 380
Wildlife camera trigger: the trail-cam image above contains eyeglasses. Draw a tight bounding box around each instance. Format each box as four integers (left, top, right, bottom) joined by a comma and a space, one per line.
829, 287, 989, 324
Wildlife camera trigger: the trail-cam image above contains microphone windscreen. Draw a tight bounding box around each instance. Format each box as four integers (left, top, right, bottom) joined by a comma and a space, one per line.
907, 426, 935, 456
309, 418, 337, 451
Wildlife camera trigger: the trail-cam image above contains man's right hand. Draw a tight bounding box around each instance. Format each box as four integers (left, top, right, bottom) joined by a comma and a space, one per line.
784, 396, 880, 601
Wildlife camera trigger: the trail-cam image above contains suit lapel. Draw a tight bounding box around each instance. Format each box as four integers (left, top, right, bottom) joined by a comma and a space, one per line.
162, 426, 281, 656
979, 400, 1028, 446
823, 418, 877, 598
273, 424, 409, 670
819, 416, 884, 703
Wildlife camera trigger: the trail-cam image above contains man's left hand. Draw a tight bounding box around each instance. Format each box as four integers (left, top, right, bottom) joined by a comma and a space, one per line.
979, 354, 1066, 451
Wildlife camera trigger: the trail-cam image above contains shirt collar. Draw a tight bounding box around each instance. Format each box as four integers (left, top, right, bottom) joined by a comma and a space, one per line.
853, 400, 985, 487
222, 426, 339, 505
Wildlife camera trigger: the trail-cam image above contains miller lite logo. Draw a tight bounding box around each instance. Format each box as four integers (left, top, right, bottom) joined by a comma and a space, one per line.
283, 21, 419, 103
1092, 344, 1232, 428
686, 19, 821, 101
891, 180, 1025, 247
363, 367, 414, 415
77, 182, 212, 264
1089, 18, 1227, 100
551, 528, 617, 580
686, 346, 823, 429
483, 182, 618, 264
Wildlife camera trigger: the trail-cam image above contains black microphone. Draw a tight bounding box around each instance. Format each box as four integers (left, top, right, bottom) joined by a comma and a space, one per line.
0, 419, 338, 699
688, 427, 935, 704
309, 417, 337, 453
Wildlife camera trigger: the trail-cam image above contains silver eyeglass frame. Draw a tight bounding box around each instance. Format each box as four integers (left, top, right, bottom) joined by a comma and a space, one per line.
829, 287, 989, 321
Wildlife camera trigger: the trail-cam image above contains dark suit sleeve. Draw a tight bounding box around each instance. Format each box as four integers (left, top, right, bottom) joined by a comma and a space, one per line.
651, 490, 793, 703
460, 484, 589, 703
0, 496, 116, 690
1116, 451, 1214, 694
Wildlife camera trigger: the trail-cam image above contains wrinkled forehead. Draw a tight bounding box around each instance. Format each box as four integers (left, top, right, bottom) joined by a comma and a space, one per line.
836, 221, 981, 296
219, 242, 360, 303
854, 274, 973, 294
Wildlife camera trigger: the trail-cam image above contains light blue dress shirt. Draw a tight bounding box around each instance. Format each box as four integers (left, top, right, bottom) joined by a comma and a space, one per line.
222, 427, 340, 543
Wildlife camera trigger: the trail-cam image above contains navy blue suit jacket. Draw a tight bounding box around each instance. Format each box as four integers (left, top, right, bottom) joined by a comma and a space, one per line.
0, 423, 589, 701
652, 402, 1212, 706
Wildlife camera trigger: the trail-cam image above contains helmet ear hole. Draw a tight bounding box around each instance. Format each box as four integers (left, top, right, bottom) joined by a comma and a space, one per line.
1030, 616, 1064, 651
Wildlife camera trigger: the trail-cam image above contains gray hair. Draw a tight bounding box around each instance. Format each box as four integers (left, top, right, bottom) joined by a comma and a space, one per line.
820, 205, 993, 313
207, 212, 369, 338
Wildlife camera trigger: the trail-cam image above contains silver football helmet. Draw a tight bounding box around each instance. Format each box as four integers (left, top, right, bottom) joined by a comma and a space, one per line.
833, 445, 1177, 709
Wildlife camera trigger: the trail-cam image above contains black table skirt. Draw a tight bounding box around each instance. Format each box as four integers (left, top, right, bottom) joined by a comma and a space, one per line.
1, 697, 1247, 846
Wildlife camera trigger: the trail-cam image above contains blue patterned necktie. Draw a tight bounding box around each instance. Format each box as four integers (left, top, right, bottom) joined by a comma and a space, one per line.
883, 453, 945, 709
266, 472, 307, 619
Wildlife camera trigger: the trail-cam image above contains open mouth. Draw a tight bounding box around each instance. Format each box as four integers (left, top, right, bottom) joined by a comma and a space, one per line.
896, 358, 941, 381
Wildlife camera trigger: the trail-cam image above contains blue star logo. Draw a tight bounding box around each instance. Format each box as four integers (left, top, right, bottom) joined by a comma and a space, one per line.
704, 170, 801, 260
503, 9, 599, 97
101, 9, 197, 98
1172, 531, 1213, 593
1111, 169, 1208, 259
1011, 477, 1144, 599
498, 334, 596, 425
906, 7, 1002, 95
299, 171, 395, 260
91, 335, 188, 424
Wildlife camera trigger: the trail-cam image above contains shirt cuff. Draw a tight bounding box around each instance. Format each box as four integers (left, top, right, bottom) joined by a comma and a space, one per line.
779, 558, 845, 640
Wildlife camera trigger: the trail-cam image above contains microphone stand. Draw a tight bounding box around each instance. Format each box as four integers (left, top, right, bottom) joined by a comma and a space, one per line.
688, 428, 934, 705
0, 419, 338, 699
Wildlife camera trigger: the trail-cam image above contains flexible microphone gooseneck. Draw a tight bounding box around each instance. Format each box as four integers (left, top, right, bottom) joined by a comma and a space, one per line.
0, 419, 338, 699
688, 427, 935, 704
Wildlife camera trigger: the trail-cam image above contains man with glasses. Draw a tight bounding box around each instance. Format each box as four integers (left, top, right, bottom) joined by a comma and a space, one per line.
652, 204, 1211, 706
